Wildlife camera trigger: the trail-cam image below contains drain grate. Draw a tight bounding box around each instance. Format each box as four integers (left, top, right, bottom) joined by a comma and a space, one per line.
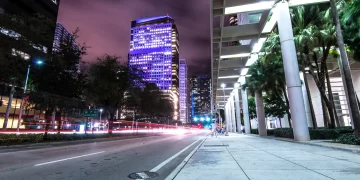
203, 145, 229, 147
128, 171, 159, 179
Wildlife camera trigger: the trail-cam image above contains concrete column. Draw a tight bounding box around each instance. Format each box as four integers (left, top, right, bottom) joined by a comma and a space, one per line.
230, 95, 237, 132
276, 1, 310, 141
300, 72, 313, 127
226, 102, 231, 131
234, 88, 242, 133
241, 87, 251, 134
255, 91, 267, 136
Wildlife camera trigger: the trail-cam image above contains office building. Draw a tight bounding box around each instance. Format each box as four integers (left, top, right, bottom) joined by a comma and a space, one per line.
128, 15, 180, 120
190, 76, 211, 122
179, 59, 187, 123
53, 23, 78, 52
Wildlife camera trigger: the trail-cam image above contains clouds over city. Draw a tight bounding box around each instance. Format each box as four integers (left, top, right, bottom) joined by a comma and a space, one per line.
57, 0, 211, 76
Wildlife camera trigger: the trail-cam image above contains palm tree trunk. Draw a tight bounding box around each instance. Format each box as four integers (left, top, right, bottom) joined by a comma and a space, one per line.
283, 87, 292, 128
329, 0, 360, 136
325, 66, 341, 127
303, 68, 317, 128
3, 86, 15, 129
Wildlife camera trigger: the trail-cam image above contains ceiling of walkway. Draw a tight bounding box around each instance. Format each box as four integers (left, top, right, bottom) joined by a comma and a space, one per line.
211, 0, 330, 109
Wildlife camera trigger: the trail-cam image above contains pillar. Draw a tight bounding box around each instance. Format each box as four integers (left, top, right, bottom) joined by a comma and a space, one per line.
230, 95, 237, 132
255, 91, 267, 136
276, 1, 310, 141
234, 88, 242, 133
241, 87, 251, 134
300, 72, 313, 127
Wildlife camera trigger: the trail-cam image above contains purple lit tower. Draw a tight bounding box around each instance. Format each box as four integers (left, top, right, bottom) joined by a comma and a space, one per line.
129, 16, 180, 120
179, 59, 188, 123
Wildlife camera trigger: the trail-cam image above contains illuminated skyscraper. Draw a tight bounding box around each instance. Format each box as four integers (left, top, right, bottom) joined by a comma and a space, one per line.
129, 15, 180, 120
189, 76, 211, 122
179, 59, 187, 123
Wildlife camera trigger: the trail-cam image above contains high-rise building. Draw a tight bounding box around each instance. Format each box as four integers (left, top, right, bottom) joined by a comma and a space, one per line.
53, 23, 78, 52
189, 76, 211, 123
179, 59, 187, 123
0, 0, 60, 57
128, 15, 180, 120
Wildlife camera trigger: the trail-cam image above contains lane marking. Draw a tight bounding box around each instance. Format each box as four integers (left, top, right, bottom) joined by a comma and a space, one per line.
164, 137, 207, 180
149, 134, 208, 172
34, 151, 105, 166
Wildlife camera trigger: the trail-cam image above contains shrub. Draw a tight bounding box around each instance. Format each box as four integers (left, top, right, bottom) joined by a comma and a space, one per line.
250, 129, 258, 134
267, 129, 275, 136
335, 133, 360, 145
273, 127, 354, 139
274, 128, 294, 138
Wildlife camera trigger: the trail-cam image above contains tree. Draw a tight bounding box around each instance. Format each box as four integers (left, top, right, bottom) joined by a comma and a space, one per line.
341, 0, 360, 60
264, 93, 288, 128
329, 0, 360, 136
87, 54, 143, 133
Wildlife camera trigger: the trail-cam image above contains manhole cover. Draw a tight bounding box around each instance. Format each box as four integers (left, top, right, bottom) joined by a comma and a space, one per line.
128, 171, 159, 179
204, 145, 229, 147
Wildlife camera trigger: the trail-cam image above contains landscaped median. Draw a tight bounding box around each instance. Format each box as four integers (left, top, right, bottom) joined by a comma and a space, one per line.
0, 133, 158, 146
251, 127, 360, 145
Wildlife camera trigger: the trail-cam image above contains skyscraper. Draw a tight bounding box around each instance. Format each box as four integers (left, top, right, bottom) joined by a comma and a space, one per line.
189, 76, 211, 123
53, 23, 78, 52
128, 15, 180, 120
179, 59, 187, 123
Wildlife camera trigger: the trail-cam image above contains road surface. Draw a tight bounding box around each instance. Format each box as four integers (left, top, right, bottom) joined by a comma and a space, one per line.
0, 131, 208, 180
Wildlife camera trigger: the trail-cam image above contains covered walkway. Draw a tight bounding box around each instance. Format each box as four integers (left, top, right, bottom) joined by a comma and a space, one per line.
172, 134, 360, 180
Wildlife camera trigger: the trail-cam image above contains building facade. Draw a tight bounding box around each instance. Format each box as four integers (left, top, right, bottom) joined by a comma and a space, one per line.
128, 15, 180, 120
0, 0, 60, 129
189, 76, 211, 122
53, 23, 78, 52
179, 59, 187, 123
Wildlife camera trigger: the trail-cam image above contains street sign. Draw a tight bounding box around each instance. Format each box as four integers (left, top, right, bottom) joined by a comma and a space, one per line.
83, 110, 99, 118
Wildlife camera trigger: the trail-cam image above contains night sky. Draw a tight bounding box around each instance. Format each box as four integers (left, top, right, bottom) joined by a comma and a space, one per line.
57, 0, 211, 77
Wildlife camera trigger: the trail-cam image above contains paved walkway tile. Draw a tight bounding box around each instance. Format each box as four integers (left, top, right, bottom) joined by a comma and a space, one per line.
173, 133, 360, 180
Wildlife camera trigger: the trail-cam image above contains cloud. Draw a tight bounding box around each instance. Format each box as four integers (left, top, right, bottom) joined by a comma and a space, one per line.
57, 0, 210, 76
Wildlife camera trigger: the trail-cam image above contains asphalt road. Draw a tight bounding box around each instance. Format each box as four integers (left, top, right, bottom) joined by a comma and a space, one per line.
0, 131, 208, 180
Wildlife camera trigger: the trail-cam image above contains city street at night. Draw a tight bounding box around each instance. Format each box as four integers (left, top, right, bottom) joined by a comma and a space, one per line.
0, 132, 207, 180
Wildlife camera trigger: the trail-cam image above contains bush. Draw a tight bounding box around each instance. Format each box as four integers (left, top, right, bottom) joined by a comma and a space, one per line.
274, 128, 294, 138
335, 133, 360, 145
273, 127, 354, 139
250, 129, 274, 136
0, 134, 44, 145
250, 129, 258, 134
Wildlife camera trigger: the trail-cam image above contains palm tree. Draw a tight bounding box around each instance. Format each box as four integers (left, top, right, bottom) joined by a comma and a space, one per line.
329, 0, 360, 136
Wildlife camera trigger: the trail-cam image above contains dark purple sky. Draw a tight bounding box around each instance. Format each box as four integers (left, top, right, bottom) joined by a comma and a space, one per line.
57, 0, 211, 77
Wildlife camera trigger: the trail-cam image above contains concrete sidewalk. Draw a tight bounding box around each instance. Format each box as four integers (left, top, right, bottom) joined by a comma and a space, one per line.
172, 133, 360, 180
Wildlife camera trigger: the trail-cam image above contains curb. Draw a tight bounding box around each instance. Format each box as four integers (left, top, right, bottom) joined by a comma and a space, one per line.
248, 134, 360, 154
165, 135, 208, 180
0, 134, 161, 150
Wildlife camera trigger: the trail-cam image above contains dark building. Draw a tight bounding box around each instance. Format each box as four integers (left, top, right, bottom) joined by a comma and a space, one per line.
0, 0, 61, 57
189, 76, 211, 123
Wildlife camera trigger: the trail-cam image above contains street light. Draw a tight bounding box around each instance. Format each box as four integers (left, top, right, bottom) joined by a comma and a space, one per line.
99, 109, 103, 131
17, 60, 44, 132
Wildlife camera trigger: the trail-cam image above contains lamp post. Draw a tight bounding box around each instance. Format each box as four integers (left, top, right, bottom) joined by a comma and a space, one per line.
99, 108, 103, 131
220, 83, 226, 129
17, 60, 43, 133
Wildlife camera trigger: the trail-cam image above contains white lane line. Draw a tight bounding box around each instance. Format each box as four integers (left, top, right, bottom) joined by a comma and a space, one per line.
34, 151, 105, 166
149, 134, 207, 172
164, 137, 207, 180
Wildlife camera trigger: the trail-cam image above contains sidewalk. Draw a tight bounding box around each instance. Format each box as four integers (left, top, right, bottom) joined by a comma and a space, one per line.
172, 133, 360, 180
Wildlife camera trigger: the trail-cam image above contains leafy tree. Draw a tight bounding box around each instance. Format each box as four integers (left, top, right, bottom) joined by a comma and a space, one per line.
264, 93, 288, 128
87, 54, 143, 132
341, 0, 360, 60
248, 97, 257, 120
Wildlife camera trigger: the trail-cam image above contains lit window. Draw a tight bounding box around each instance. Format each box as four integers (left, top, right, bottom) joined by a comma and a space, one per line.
12, 48, 30, 60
